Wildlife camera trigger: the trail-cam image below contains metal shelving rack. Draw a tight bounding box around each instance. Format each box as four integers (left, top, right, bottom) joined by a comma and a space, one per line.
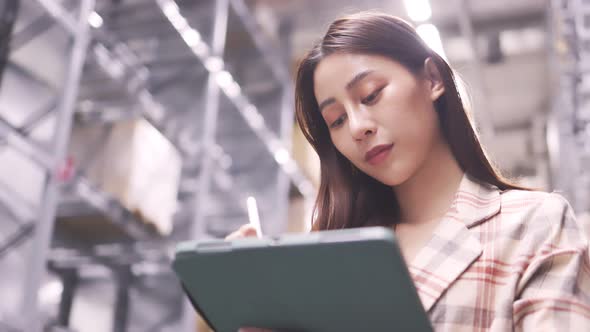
153, 0, 314, 239
548, 0, 590, 213
0, 0, 314, 331
0, 1, 95, 331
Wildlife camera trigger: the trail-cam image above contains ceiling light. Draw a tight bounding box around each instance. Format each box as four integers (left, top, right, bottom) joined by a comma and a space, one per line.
223, 82, 241, 98
416, 23, 447, 59
215, 70, 233, 88
162, 1, 179, 17
181, 29, 201, 47
204, 56, 223, 72
243, 104, 265, 130
403, 0, 432, 22
39, 280, 63, 305
273, 148, 289, 165
88, 11, 103, 28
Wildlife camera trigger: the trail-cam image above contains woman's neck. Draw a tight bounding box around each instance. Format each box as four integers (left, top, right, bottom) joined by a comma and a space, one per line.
393, 141, 464, 225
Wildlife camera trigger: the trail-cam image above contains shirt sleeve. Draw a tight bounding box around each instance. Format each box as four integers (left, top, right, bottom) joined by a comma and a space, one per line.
513, 193, 590, 331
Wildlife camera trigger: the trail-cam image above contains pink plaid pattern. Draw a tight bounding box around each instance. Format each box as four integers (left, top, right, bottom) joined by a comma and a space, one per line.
408, 174, 590, 331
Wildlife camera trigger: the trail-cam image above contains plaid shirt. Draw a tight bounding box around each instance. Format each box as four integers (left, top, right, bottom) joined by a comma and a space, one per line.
410, 174, 590, 331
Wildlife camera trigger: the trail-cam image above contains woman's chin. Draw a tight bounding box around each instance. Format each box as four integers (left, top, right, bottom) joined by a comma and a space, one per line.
368, 161, 418, 187
369, 171, 411, 187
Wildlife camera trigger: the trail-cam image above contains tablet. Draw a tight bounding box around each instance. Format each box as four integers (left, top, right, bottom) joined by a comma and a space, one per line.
173, 227, 433, 332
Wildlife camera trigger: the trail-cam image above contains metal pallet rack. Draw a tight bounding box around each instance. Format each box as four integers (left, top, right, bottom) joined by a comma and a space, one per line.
548, 0, 590, 213
0, 0, 314, 331
0, 0, 94, 331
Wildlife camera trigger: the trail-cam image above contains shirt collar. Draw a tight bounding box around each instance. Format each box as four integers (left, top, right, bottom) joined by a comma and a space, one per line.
447, 173, 502, 228
408, 173, 502, 312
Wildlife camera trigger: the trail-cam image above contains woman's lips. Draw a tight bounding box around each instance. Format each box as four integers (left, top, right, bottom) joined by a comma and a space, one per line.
365, 144, 394, 166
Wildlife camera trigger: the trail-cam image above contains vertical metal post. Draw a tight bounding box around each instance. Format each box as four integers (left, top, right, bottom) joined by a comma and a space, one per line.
455, 0, 496, 141
113, 266, 132, 332
271, 88, 293, 235
0, 0, 19, 88
272, 20, 295, 236
547, 0, 590, 210
191, 0, 229, 240
184, 0, 229, 330
546, 0, 561, 191
56, 268, 79, 327
19, 1, 93, 331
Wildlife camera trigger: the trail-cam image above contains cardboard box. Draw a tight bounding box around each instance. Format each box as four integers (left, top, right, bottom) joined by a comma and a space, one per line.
69, 118, 181, 236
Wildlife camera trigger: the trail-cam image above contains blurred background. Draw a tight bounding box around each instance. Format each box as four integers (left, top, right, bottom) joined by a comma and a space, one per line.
0, 0, 588, 331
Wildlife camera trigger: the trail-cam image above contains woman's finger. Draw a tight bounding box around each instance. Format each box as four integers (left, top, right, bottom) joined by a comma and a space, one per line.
240, 224, 259, 237
225, 224, 259, 240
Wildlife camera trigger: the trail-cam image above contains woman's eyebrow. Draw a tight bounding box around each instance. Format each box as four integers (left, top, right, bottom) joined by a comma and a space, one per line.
318, 97, 336, 112
345, 70, 374, 91
318, 70, 375, 112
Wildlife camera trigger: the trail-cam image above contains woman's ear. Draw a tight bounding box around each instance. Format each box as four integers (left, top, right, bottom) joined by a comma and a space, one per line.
424, 57, 445, 101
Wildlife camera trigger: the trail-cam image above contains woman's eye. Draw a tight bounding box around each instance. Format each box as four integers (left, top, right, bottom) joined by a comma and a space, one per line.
361, 87, 384, 105
330, 114, 347, 129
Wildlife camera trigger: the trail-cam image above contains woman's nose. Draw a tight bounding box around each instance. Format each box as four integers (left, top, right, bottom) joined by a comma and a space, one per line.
348, 109, 377, 141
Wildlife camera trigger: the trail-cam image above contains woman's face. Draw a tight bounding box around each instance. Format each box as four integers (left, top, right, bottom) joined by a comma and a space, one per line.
313, 53, 445, 186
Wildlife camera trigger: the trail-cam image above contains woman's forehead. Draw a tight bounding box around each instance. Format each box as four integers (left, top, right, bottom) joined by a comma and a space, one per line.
313, 53, 411, 95
315, 54, 409, 80
317, 53, 378, 73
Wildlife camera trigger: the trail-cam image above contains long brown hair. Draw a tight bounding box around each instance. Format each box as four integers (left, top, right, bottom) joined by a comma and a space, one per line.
295, 12, 529, 231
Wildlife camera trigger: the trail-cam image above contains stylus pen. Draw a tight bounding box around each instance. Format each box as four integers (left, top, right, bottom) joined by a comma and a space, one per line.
247, 196, 263, 237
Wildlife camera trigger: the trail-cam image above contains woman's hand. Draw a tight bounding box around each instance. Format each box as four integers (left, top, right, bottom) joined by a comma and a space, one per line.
225, 224, 260, 240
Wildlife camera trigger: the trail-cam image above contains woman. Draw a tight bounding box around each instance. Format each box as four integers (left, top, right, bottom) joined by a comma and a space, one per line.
228, 12, 590, 331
